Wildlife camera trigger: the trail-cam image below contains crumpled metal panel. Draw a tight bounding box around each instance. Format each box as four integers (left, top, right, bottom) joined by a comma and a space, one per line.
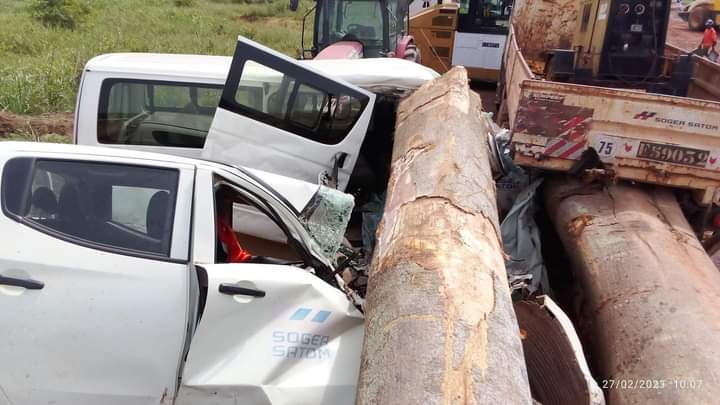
176, 264, 364, 405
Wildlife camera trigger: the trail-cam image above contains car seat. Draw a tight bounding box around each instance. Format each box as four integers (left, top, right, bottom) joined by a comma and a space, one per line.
30, 187, 58, 219
146, 191, 170, 239
57, 185, 85, 236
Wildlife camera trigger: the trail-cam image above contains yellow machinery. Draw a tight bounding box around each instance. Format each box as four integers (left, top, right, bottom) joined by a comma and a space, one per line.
410, 0, 511, 82
546, 0, 671, 83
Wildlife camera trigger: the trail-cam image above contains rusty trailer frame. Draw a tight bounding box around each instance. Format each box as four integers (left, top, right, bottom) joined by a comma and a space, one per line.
503, 27, 720, 205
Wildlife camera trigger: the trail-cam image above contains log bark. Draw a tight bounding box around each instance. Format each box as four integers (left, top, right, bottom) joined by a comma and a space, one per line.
511, 0, 577, 63
544, 178, 720, 404
356, 67, 532, 405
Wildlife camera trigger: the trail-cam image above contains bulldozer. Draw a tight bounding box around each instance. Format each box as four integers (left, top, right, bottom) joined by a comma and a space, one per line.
680, 0, 720, 31
291, 0, 420, 61
409, 0, 512, 82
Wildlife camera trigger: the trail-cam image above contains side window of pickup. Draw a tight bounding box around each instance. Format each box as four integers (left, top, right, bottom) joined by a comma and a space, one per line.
98, 79, 223, 148
224, 59, 366, 145
1, 158, 179, 258
214, 182, 301, 264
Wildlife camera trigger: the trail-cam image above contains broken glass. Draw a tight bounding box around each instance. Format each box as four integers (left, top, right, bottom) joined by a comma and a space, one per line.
299, 186, 355, 261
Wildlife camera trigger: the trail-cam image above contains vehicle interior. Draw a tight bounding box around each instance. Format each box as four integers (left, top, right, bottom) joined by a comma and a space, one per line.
458, 0, 512, 33
313, 0, 404, 57
213, 183, 303, 264
97, 80, 223, 148
17, 159, 178, 257
340, 94, 399, 248
237, 60, 365, 145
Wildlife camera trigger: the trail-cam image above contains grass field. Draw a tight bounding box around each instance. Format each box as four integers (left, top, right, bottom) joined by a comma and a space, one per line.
0, 0, 308, 115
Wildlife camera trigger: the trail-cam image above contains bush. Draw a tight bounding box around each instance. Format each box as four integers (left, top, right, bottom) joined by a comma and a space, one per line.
174, 0, 195, 6
28, 0, 91, 30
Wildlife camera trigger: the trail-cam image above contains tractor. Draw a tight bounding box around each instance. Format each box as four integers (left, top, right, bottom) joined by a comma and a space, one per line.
291, 0, 420, 61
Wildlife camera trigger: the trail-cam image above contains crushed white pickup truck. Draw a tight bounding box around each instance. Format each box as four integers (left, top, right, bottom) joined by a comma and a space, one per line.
0, 142, 365, 405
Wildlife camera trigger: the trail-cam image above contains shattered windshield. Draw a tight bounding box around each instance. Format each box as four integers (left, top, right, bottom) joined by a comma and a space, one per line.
298, 186, 355, 261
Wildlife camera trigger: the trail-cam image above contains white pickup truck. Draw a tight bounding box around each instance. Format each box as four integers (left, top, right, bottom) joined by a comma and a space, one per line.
74, 36, 438, 193
0, 142, 364, 405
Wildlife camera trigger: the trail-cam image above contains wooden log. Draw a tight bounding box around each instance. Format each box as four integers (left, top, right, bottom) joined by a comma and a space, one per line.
356, 67, 532, 405
544, 178, 720, 404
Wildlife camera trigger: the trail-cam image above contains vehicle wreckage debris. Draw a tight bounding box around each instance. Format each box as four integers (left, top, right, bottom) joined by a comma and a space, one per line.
356, 67, 532, 405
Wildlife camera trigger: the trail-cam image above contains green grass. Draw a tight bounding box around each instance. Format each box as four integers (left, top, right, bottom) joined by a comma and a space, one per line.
0, 0, 310, 114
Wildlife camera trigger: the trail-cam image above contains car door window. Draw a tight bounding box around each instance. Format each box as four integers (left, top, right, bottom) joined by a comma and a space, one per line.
98, 79, 223, 148
2, 158, 179, 258
214, 182, 301, 263
222, 54, 369, 145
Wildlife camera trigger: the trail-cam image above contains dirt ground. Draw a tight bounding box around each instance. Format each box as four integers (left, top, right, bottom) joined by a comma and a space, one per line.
668, 4, 704, 51
0, 111, 73, 140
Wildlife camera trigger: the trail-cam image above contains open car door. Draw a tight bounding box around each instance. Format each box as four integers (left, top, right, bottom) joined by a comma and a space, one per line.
203, 36, 376, 191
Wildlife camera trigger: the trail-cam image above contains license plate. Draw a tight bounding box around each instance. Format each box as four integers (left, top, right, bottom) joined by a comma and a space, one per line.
636, 142, 709, 167
630, 24, 643, 32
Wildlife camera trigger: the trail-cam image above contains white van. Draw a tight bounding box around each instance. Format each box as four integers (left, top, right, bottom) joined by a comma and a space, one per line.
74, 37, 438, 192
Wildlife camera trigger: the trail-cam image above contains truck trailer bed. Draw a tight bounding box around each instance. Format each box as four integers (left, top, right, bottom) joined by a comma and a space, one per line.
502, 27, 720, 204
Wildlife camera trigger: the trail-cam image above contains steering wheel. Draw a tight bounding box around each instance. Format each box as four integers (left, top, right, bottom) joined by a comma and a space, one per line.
119, 111, 149, 144
346, 24, 364, 35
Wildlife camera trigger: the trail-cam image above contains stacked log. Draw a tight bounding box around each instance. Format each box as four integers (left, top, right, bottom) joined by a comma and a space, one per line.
545, 178, 720, 404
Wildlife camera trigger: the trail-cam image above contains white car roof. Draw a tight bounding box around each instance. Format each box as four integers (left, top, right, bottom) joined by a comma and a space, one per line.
1, 141, 207, 167
0, 142, 319, 211
85, 52, 439, 91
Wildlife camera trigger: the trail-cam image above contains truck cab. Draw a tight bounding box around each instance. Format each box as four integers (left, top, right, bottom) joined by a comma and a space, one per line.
0, 142, 364, 405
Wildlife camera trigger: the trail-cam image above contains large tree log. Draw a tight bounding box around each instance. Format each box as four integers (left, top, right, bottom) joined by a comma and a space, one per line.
544, 178, 720, 404
356, 67, 532, 405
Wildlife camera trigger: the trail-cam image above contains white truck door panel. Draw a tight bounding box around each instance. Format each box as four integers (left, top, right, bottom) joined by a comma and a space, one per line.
204, 36, 376, 191
177, 264, 364, 405
0, 156, 194, 405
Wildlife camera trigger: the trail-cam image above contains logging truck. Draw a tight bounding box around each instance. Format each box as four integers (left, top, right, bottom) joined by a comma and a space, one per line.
499, 0, 720, 207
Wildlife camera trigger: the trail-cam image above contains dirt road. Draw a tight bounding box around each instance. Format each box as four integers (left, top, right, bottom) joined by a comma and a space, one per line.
0, 111, 73, 140
668, 4, 704, 51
